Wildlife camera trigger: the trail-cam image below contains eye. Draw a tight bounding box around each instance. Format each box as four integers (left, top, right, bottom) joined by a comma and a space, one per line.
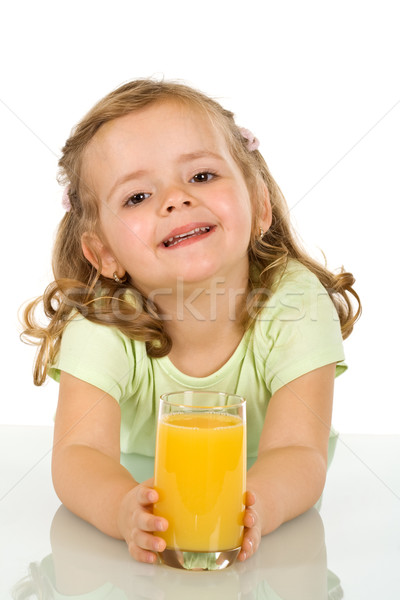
124, 192, 151, 206
190, 171, 217, 183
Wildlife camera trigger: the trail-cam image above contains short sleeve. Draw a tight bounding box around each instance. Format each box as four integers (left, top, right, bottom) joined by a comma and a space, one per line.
254, 262, 347, 396
48, 315, 137, 403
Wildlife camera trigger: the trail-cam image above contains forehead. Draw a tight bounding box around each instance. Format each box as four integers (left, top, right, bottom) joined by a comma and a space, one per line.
84, 100, 230, 165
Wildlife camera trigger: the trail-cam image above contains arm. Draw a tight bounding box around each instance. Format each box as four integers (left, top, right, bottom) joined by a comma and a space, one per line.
239, 362, 335, 560
52, 371, 168, 562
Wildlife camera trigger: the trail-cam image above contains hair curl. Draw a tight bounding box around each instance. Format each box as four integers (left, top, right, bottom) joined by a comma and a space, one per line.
21, 78, 361, 385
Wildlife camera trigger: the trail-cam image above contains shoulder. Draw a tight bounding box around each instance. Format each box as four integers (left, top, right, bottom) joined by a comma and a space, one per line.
257, 259, 333, 322
251, 260, 346, 394
59, 312, 133, 353
49, 314, 147, 402
273, 258, 326, 293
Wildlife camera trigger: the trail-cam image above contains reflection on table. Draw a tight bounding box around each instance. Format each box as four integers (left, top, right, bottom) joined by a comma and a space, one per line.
5, 429, 400, 599
12, 502, 342, 600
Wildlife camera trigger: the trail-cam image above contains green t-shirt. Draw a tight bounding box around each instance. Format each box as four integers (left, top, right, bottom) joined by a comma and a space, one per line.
49, 260, 346, 458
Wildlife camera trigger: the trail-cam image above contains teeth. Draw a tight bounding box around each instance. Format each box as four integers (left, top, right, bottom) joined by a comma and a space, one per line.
164, 226, 211, 247
176, 227, 209, 238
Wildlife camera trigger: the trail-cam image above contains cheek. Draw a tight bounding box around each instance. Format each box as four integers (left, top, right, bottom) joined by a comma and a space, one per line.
219, 189, 253, 232
122, 220, 150, 249
99, 214, 152, 267
108, 213, 150, 246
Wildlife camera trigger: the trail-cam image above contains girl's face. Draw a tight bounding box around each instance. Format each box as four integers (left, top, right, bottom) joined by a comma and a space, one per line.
82, 101, 255, 295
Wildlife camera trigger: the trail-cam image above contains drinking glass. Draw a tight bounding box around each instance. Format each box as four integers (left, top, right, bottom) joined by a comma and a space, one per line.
153, 390, 246, 570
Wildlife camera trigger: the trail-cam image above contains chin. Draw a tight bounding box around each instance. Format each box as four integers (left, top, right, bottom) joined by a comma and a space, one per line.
176, 265, 224, 285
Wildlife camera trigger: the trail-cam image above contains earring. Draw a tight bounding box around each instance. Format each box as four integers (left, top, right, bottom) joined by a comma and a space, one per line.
113, 272, 126, 284
259, 228, 265, 240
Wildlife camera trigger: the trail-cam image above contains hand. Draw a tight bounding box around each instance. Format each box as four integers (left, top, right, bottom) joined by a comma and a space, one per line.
238, 491, 261, 562
117, 477, 169, 564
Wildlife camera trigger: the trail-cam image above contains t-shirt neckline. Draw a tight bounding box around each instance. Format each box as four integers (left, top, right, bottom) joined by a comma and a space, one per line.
157, 327, 253, 388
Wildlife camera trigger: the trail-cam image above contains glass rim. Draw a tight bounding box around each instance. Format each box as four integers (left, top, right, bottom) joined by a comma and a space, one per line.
159, 390, 246, 410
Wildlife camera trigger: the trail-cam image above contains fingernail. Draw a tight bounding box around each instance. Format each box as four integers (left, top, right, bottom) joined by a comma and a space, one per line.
147, 552, 156, 563
156, 519, 166, 531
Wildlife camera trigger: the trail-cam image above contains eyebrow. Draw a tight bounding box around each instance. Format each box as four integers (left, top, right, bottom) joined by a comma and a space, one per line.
179, 150, 224, 162
107, 150, 224, 200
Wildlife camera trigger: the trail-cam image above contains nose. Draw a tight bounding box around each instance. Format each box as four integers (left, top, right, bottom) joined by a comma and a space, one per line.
159, 185, 195, 214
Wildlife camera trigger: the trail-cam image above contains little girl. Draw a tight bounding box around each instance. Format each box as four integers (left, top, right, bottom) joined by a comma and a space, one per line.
22, 79, 361, 565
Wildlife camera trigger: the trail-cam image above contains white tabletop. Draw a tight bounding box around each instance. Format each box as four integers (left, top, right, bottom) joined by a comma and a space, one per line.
1, 426, 399, 599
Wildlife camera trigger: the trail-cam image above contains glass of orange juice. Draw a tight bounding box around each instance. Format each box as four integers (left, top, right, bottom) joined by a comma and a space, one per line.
153, 390, 246, 570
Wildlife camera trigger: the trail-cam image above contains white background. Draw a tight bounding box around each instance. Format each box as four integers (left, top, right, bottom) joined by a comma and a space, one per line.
1, 0, 399, 432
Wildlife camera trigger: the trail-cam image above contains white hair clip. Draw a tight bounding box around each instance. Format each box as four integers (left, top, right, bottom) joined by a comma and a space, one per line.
239, 127, 260, 152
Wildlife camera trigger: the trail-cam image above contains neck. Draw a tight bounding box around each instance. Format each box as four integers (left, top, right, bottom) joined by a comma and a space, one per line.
157, 270, 247, 321
153, 273, 250, 364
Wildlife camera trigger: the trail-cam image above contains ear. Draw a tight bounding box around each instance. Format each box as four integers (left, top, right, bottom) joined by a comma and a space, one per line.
81, 232, 124, 280
259, 183, 272, 232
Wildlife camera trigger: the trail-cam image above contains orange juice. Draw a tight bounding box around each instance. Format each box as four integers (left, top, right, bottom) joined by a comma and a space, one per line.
154, 412, 246, 552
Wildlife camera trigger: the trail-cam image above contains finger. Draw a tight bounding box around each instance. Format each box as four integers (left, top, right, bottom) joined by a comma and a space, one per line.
245, 490, 256, 507
134, 530, 167, 555
136, 510, 168, 533
238, 530, 259, 562
243, 531, 258, 555
239, 536, 253, 560
128, 542, 159, 564
243, 507, 256, 529
136, 485, 159, 506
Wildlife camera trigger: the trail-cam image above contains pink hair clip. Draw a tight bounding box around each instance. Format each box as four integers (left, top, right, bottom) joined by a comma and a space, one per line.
239, 127, 260, 152
62, 186, 72, 212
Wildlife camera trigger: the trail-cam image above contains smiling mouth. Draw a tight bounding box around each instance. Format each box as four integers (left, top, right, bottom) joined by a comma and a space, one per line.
162, 226, 214, 248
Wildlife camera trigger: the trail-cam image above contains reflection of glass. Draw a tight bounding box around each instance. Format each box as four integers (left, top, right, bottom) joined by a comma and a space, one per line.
153, 391, 246, 570
12, 504, 342, 600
